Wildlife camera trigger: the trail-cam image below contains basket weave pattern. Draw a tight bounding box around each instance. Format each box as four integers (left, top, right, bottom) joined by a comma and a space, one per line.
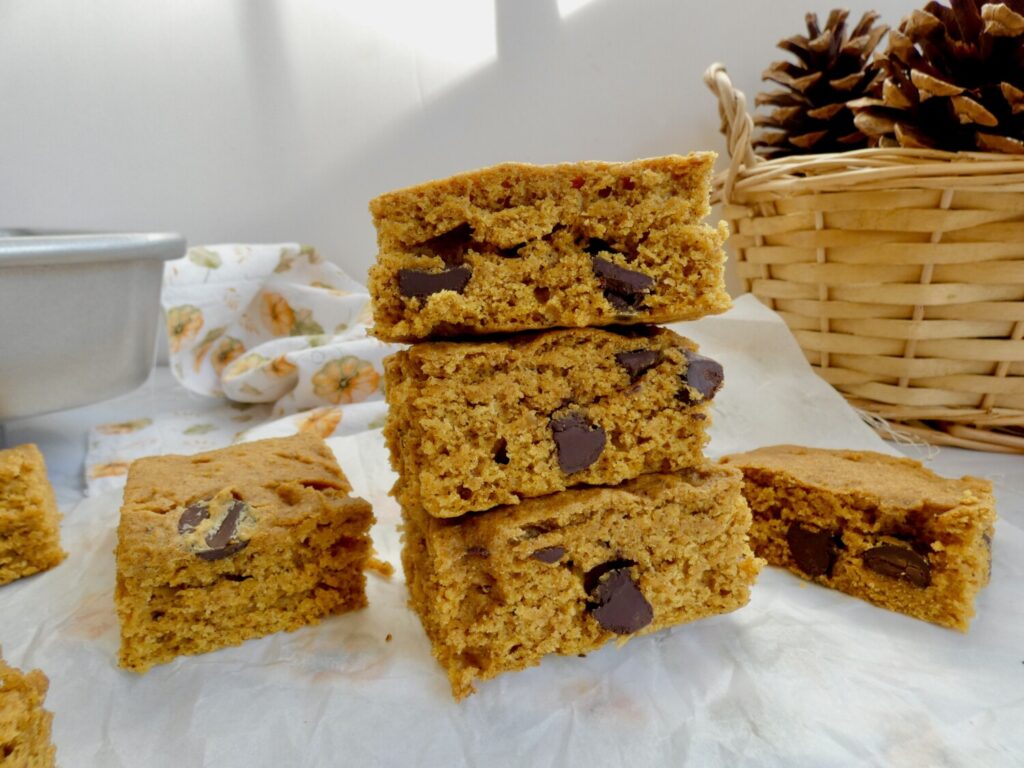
705, 64, 1024, 453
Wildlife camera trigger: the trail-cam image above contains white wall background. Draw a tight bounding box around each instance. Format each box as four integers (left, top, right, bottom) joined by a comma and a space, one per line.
2, 0, 912, 289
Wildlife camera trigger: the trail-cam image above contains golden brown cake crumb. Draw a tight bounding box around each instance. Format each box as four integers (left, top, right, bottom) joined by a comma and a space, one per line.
384, 326, 722, 518
0, 650, 57, 767
0, 444, 66, 587
365, 556, 395, 579
402, 464, 762, 699
368, 154, 730, 341
115, 432, 375, 672
722, 444, 995, 631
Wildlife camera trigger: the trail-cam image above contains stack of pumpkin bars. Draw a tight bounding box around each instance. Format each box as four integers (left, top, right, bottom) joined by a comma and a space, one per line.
367, 154, 762, 698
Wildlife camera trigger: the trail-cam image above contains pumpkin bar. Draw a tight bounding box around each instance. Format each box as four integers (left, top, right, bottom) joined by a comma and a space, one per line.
401, 464, 762, 699
721, 445, 995, 631
0, 650, 57, 767
368, 154, 730, 342
384, 326, 723, 518
0, 444, 66, 587
115, 432, 374, 672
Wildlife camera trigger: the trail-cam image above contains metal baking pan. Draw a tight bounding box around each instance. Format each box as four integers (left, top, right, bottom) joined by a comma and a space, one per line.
0, 230, 185, 421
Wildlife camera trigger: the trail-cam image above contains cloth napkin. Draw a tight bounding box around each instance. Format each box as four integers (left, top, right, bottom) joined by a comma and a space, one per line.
85, 244, 401, 495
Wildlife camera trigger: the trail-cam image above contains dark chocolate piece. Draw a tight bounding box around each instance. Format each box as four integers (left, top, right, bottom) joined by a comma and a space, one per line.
786, 522, 837, 577
584, 559, 653, 634
493, 439, 509, 465
178, 501, 209, 534
551, 413, 606, 473
520, 520, 558, 540
498, 244, 525, 259
584, 238, 614, 256
862, 545, 931, 587
531, 546, 566, 564
397, 266, 472, 298
420, 223, 474, 265
678, 351, 724, 403
465, 546, 490, 559
196, 499, 250, 561
615, 349, 662, 381
591, 256, 654, 310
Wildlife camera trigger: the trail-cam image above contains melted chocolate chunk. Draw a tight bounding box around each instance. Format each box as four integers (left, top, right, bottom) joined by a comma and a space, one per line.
862, 545, 931, 587
196, 499, 250, 561
178, 501, 209, 534
493, 438, 509, 465
678, 351, 724, 404
786, 523, 837, 577
420, 223, 474, 265
499, 243, 525, 259
585, 237, 614, 256
178, 498, 250, 561
531, 546, 566, 564
551, 413, 606, 473
520, 520, 558, 539
397, 266, 472, 298
615, 349, 662, 381
591, 256, 654, 311
584, 559, 653, 634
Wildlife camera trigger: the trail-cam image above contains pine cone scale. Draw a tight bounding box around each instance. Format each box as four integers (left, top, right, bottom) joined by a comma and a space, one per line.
982, 2, 1024, 35
753, 10, 889, 157
850, 1, 1024, 153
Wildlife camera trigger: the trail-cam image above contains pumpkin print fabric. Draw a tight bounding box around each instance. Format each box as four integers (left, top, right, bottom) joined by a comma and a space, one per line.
88, 243, 399, 497
160, 242, 398, 426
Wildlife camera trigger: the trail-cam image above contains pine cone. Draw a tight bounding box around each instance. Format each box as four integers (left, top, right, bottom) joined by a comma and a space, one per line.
753, 10, 889, 159
852, 1, 1024, 153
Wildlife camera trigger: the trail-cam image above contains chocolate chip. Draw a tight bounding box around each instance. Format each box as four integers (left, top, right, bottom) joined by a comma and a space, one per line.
591, 256, 654, 311
397, 266, 472, 298
678, 351, 724, 403
493, 438, 509, 465
786, 523, 837, 577
178, 501, 209, 534
862, 545, 931, 587
584, 560, 653, 634
197, 499, 250, 561
615, 349, 662, 381
499, 244, 525, 259
520, 520, 558, 539
465, 546, 490, 558
551, 413, 606, 473
583, 558, 635, 593
531, 546, 565, 564
420, 223, 474, 265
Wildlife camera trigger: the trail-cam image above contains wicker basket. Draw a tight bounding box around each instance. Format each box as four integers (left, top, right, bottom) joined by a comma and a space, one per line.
704, 63, 1024, 454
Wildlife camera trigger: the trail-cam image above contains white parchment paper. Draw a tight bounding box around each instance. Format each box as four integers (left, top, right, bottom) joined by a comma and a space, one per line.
2, 297, 1022, 767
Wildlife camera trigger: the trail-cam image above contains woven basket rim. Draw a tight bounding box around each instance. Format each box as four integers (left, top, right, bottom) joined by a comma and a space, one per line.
704, 63, 1024, 454
703, 63, 1024, 202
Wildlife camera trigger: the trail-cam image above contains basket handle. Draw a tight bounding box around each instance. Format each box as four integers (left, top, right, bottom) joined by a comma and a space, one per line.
703, 63, 760, 201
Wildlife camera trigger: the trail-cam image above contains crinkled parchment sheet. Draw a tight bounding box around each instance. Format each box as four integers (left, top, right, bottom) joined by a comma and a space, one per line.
2, 296, 1021, 767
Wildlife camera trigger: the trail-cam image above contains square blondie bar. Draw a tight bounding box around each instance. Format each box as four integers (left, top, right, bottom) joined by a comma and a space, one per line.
0, 650, 57, 767
115, 432, 375, 672
722, 445, 995, 631
0, 444, 65, 587
402, 464, 762, 698
368, 154, 730, 341
384, 326, 723, 518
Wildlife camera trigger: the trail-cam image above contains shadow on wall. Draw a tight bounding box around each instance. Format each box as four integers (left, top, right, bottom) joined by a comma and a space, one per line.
253, 0, 727, 286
